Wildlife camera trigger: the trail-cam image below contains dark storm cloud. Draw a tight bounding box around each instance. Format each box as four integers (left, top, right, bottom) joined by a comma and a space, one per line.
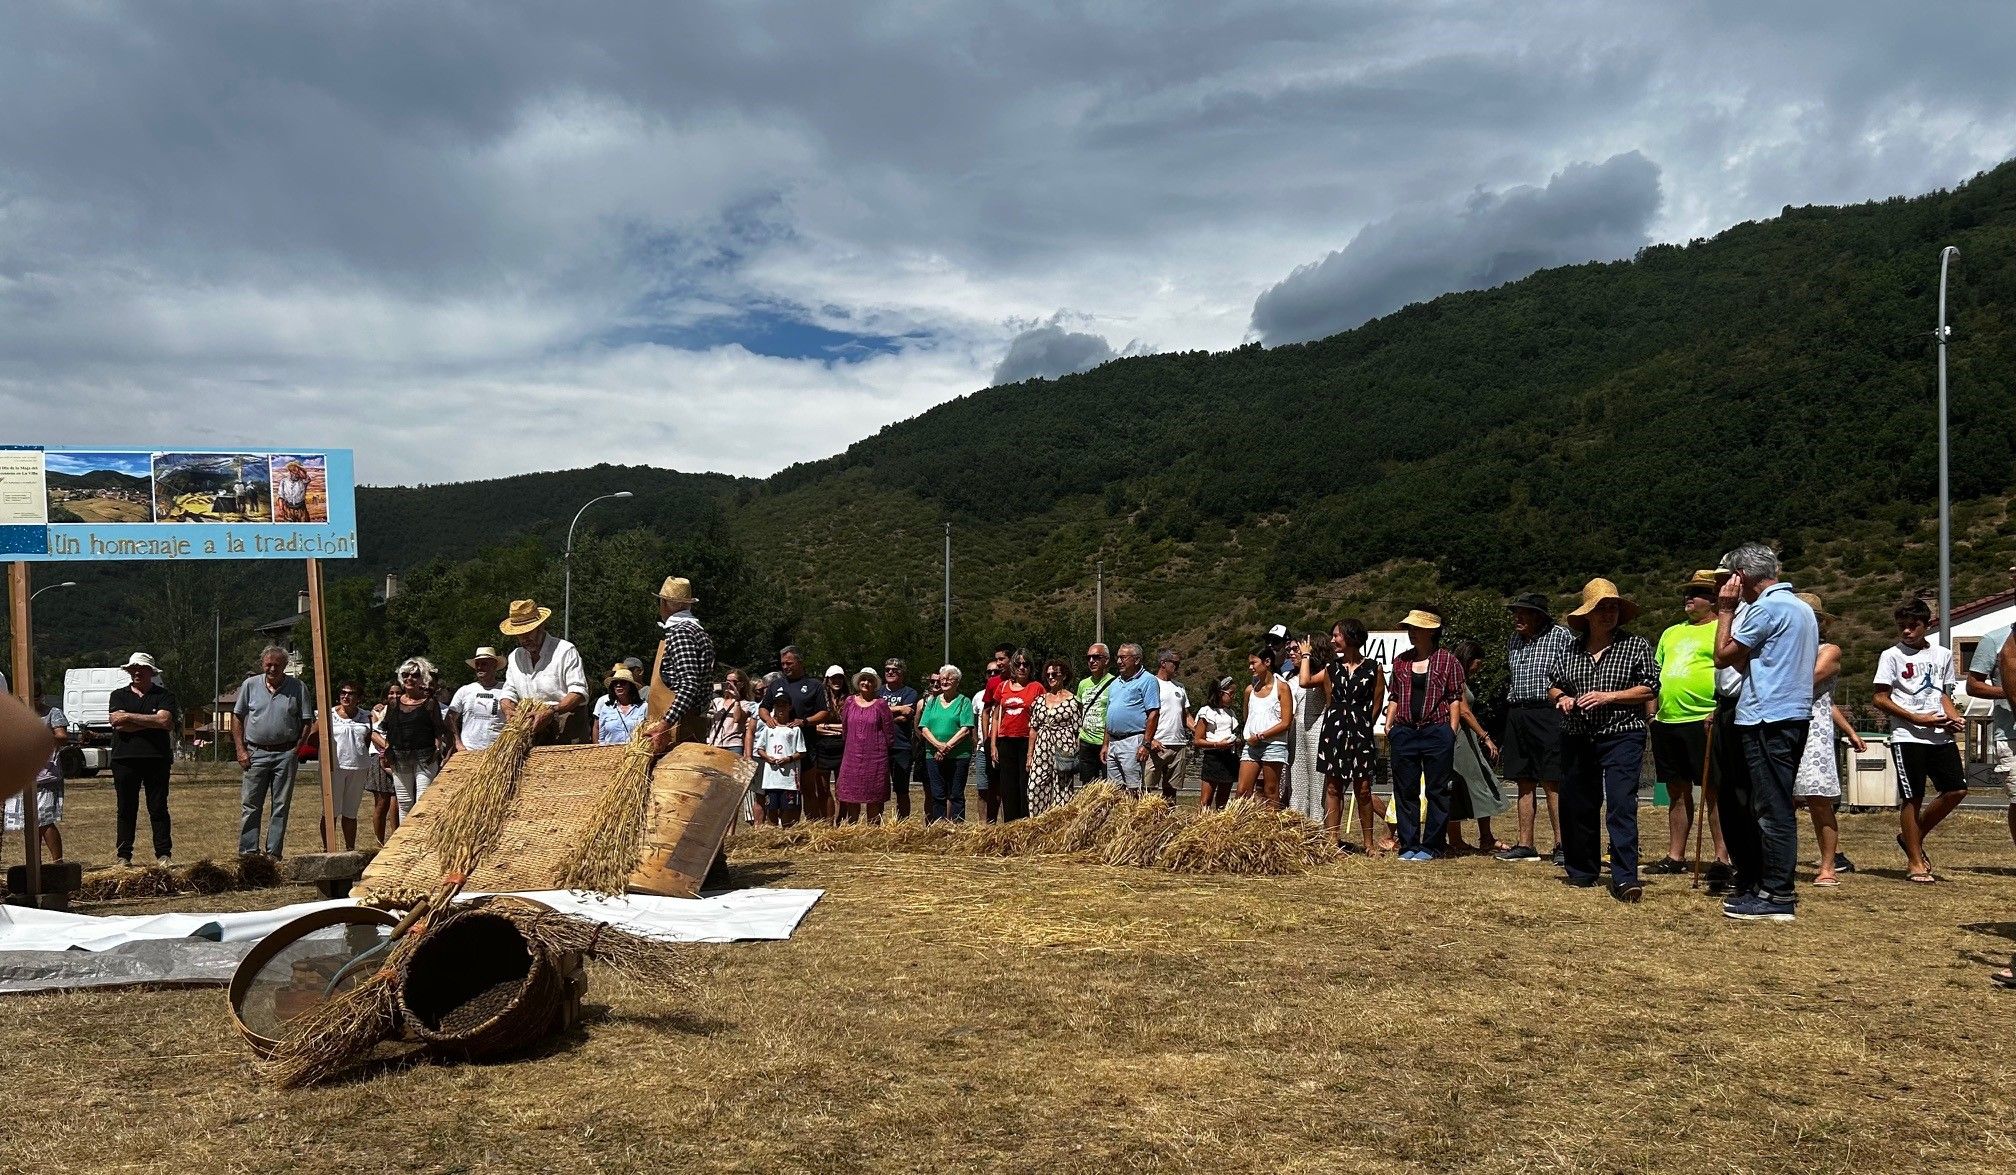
991, 322, 1119, 384
1250, 152, 1662, 346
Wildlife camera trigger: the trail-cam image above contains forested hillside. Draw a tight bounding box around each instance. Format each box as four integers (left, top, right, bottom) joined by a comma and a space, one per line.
732, 160, 2016, 677
15, 163, 2016, 694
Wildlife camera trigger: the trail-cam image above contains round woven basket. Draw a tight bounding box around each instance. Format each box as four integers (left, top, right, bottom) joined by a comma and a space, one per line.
395, 907, 567, 1058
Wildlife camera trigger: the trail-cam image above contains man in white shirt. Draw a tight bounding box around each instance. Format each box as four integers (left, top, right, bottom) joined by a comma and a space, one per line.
1144, 649, 1191, 802
449, 647, 509, 753
496, 599, 590, 744
1873, 597, 1966, 881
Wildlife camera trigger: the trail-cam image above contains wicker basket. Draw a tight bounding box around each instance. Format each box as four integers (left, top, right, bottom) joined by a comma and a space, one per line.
396, 905, 575, 1059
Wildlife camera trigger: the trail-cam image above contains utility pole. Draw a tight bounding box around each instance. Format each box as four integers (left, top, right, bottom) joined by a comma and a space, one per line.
942, 522, 952, 667
1095, 560, 1104, 646
213, 608, 222, 763
1937, 245, 1959, 651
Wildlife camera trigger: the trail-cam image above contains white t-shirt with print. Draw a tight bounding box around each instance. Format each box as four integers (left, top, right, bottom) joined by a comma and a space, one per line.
761, 723, 805, 792
1875, 640, 1956, 745
1154, 678, 1191, 745
450, 682, 506, 752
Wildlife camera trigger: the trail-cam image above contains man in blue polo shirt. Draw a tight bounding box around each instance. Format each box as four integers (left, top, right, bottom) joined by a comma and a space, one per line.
1713, 542, 1818, 923
1100, 643, 1160, 796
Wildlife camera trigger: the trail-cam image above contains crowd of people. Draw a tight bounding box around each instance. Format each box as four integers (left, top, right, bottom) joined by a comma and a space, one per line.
14, 547, 2016, 932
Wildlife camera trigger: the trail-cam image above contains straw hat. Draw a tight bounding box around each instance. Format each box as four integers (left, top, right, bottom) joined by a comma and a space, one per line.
654, 576, 699, 607
1399, 609, 1443, 631
1794, 592, 1839, 627
465, 646, 503, 670
1566, 579, 1640, 628
122, 651, 160, 672
283, 459, 306, 473
1681, 569, 1721, 593
605, 666, 640, 688
498, 599, 551, 636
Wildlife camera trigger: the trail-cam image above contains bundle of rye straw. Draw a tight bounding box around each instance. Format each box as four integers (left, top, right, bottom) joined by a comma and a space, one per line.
746, 782, 1337, 877
555, 722, 658, 895
422, 701, 547, 876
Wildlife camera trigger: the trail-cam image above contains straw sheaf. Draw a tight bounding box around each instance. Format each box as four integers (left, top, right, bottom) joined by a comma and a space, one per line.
424, 702, 546, 875
555, 723, 659, 896
740, 787, 1338, 877
68, 854, 291, 903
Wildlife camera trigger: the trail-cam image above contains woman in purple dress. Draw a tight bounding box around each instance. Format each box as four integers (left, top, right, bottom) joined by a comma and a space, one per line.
836, 667, 894, 823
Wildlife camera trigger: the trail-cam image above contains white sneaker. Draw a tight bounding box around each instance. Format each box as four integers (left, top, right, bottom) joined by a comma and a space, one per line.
117, 857, 133, 869
155, 856, 175, 868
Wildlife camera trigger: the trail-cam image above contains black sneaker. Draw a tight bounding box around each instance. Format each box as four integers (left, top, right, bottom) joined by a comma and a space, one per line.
1723, 894, 1795, 922
1646, 857, 1689, 875
1493, 844, 1541, 862
1704, 861, 1734, 895
1611, 881, 1644, 903
1833, 852, 1856, 874
1549, 847, 1566, 868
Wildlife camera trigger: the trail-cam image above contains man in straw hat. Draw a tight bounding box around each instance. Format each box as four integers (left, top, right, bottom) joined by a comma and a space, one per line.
107, 651, 177, 868
1647, 571, 1733, 881
274, 458, 312, 522
1385, 608, 1465, 861
497, 599, 591, 744
1712, 542, 1818, 922
448, 647, 508, 754
643, 576, 715, 752
1494, 593, 1572, 865
1547, 579, 1658, 901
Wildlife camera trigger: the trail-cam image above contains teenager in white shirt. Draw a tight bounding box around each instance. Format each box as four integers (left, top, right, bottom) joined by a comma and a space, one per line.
1873, 597, 1967, 883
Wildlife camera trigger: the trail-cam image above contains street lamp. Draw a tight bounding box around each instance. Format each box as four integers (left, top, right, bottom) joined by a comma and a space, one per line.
1937, 245, 1959, 651
28, 581, 77, 606
563, 492, 634, 640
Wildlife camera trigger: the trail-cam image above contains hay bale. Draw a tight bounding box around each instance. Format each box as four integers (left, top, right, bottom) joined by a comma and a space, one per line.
236, 853, 283, 889
1101, 795, 1183, 868
185, 858, 239, 894
1051, 782, 1131, 854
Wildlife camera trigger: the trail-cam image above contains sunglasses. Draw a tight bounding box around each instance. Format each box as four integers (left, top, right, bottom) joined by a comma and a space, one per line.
1044, 668, 1064, 677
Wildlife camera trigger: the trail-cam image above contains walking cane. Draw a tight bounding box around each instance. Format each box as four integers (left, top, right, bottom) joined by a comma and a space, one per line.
1690, 719, 1715, 889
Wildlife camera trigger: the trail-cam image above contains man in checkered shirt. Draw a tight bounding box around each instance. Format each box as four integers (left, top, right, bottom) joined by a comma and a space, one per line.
1494, 593, 1574, 864
648, 576, 715, 748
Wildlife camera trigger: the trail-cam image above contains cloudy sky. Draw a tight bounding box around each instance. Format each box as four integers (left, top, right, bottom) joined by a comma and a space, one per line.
2, 2, 2012, 485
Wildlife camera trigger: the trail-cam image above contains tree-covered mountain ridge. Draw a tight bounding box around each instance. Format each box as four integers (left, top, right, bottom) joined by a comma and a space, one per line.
723, 158, 2016, 672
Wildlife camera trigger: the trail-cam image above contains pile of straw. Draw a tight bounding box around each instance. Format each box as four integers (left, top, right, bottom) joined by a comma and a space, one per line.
556, 723, 657, 895
424, 701, 545, 875
736, 786, 1338, 877
70, 854, 297, 902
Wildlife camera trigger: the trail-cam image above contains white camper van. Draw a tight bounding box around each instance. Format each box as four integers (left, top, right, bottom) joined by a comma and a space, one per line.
61, 666, 143, 777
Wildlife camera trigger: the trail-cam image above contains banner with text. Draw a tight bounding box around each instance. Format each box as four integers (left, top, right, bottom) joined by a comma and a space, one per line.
0, 446, 357, 561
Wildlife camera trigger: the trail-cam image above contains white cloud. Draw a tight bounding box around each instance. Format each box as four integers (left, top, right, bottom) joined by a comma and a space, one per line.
2, 2, 2015, 484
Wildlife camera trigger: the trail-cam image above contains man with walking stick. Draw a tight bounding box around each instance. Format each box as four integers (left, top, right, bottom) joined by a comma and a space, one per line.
1649, 571, 1732, 886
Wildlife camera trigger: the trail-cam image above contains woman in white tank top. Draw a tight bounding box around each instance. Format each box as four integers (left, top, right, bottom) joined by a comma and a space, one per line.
1238, 647, 1294, 807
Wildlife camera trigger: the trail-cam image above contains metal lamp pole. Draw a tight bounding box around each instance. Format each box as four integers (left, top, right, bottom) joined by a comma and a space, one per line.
942, 523, 952, 667
563, 491, 634, 640
1937, 245, 1959, 651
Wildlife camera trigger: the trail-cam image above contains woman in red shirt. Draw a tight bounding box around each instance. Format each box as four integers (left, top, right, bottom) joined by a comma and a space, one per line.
985, 650, 1044, 822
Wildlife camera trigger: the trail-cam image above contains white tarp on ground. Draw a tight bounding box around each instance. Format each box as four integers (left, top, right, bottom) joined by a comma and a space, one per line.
0, 887, 822, 992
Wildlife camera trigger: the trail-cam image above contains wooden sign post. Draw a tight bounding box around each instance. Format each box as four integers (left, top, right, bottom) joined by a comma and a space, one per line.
305, 558, 339, 852
8, 562, 41, 899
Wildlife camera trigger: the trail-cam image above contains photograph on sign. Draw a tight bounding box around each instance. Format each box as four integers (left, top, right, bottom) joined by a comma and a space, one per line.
44, 450, 153, 523
269, 454, 328, 523
152, 452, 272, 523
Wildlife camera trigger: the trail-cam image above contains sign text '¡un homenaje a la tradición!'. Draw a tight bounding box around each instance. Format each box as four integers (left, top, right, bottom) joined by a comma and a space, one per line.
52, 529, 359, 560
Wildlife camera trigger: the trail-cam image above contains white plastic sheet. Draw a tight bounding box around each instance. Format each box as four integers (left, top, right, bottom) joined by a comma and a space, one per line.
0, 887, 823, 956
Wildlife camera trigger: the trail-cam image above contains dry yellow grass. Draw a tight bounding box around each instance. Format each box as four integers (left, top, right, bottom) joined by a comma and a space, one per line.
4, 777, 2016, 1172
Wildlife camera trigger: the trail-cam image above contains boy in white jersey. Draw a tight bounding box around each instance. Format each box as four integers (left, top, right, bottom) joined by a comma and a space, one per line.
1873, 598, 1966, 882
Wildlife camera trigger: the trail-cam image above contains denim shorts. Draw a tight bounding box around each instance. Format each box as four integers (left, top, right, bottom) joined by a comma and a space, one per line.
1241, 740, 1289, 765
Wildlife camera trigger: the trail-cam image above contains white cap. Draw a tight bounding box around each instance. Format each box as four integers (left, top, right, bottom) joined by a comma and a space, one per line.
122, 651, 160, 671
1265, 624, 1288, 640
824, 664, 845, 679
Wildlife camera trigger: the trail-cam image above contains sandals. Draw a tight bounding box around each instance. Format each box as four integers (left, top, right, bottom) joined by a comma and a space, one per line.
1907, 871, 1939, 885
1813, 875, 1840, 887
1992, 969, 2016, 990
1898, 835, 1932, 870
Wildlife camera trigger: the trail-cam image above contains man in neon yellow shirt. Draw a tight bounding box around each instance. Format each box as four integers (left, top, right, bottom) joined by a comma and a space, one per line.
1648, 570, 1731, 881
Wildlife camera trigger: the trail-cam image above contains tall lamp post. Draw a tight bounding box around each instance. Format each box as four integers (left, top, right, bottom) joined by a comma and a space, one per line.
1937, 245, 1959, 651
25, 580, 76, 692
563, 491, 633, 640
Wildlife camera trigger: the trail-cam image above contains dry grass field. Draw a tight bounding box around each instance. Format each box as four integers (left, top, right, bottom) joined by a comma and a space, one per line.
4, 776, 2016, 1173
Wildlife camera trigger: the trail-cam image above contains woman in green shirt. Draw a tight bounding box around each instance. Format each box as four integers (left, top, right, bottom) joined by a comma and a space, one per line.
919, 665, 976, 822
